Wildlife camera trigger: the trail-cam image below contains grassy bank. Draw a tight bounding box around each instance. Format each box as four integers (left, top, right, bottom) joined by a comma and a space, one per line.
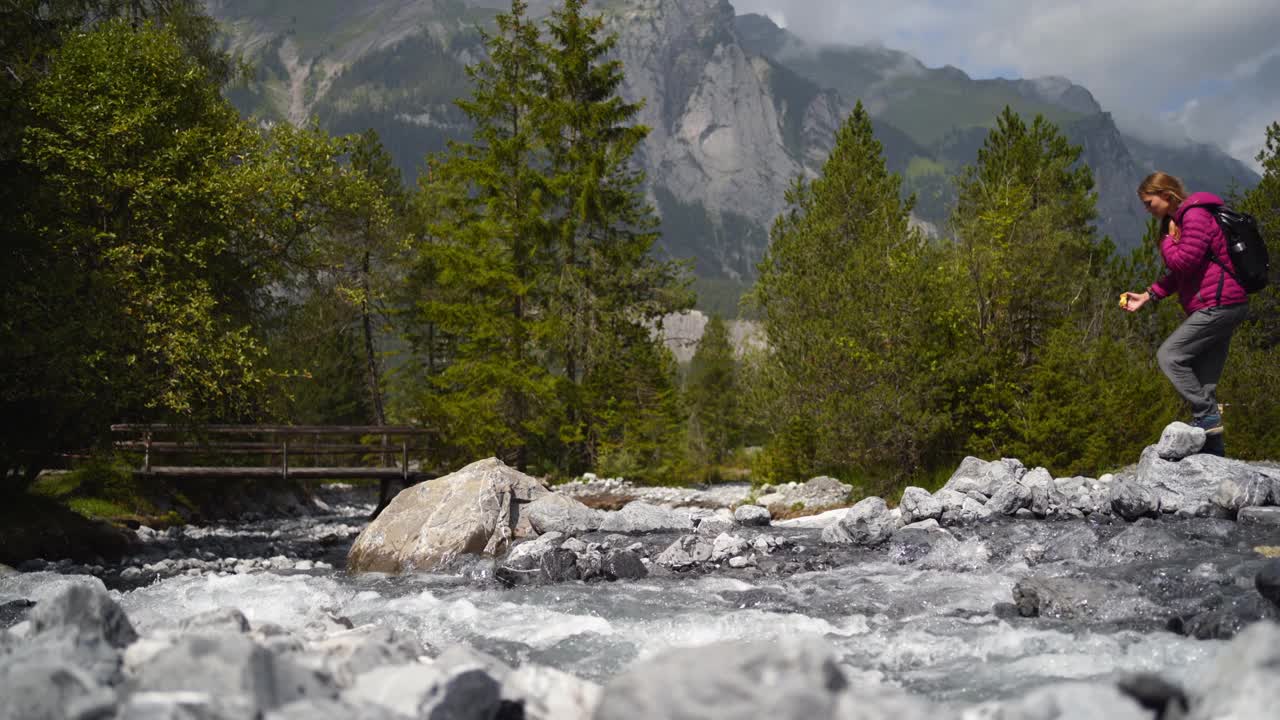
0, 456, 320, 565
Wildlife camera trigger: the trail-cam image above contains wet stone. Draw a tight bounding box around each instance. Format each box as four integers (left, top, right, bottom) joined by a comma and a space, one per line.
1257, 560, 1280, 610
733, 505, 771, 527
603, 550, 647, 581
1238, 507, 1280, 526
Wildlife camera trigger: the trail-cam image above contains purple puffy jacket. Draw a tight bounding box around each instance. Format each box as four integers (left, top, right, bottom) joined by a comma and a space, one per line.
1147, 191, 1248, 314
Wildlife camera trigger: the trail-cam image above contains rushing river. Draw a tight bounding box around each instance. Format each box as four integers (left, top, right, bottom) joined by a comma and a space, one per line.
6, 484, 1276, 715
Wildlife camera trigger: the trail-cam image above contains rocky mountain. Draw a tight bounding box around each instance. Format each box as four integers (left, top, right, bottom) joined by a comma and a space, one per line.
207, 0, 1260, 289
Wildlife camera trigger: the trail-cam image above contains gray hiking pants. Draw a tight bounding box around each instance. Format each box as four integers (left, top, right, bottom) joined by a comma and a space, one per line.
1156, 303, 1249, 419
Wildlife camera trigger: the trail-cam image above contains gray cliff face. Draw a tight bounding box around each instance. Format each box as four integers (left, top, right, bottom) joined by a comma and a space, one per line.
608, 0, 841, 277
205, 1, 1258, 279
1063, 113, 1148, 249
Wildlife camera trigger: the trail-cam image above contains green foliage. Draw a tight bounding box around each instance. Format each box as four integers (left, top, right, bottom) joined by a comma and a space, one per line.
540, 0, 692, 473
947, 107, 1110, 464
2, 18, 274, 489
399, 0, 564, 470
588, 332, 689, 485
1224, 121, 1280, 458
754, 102, 950, 478
685, 315, 740, 464
398, 0, 689, 476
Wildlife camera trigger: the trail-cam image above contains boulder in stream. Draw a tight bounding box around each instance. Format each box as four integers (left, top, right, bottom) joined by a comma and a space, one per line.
821, 497, 901, 546
595, 635, 941, 720
347, 458, 549, 574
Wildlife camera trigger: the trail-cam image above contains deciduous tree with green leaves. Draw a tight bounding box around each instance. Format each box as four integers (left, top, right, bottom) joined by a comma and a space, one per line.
1, 18, 267, 490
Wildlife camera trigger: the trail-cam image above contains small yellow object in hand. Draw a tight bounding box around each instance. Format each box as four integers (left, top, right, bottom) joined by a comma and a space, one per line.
1118, 293, 1128, 309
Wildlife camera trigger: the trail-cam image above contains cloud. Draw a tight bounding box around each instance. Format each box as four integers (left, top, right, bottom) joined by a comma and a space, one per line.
730, 0, 1280, 170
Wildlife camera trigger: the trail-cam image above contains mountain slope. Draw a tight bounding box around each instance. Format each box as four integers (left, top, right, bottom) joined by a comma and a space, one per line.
207, 0, 1259, 278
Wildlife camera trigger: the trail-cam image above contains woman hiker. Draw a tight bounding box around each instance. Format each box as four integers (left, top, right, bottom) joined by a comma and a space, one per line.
1120, 171, 1249, 455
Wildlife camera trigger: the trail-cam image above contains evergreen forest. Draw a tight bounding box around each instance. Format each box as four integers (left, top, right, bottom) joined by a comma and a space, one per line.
3, 0, 1278, 500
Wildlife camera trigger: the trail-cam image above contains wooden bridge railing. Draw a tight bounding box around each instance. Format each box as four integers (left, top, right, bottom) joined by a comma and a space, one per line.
109, 424, 435, 484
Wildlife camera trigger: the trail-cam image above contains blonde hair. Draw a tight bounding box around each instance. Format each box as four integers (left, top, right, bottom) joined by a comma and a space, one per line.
1137, 171, 1187, 205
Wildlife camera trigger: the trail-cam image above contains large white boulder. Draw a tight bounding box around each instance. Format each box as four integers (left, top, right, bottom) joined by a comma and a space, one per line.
347, 458, 549, 573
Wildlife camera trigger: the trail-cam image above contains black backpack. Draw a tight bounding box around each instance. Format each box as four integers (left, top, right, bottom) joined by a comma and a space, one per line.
1204, 205, 1270, 294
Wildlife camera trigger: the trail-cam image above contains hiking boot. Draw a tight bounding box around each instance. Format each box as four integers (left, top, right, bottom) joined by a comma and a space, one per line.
1192, 414, 1224, 435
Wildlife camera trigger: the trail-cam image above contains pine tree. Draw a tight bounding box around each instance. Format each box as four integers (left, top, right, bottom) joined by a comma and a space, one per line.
1221, 122, 1280, 458
947, 107, 1119, 466
686, 314, 739, 465
403, 0, 560, 471
754, 102, 944, 480
540, 0, 691, 472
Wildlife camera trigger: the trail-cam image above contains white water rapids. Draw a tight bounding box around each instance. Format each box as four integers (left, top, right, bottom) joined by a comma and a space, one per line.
45, 493, 1255, 710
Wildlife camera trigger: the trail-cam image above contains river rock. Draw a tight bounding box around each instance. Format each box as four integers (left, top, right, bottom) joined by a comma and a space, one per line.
710, 533, 751, 562
1185, 621, 1280, 719
525, 494, 604, 535
695, 512, 736, 536
942, 456, 1026, 496
1134, 446, 1264, 516
347, 458, 549, 573
1012, 576, 1153, 622
0, 599, 34, 630
1101, 524, 1178, 562
1056, 475, 1110, 515
899, 487, 942, 524
132, 633, 337, 717
1116, 673, 1189, 719
345, 661, 501, 719
1109, 478, 1160, 520
733, 505, 771, 526
890, 520, 955, 563
294, 624, 426, 687
179, 607, 250, 635
30, 581, 136, 650
655, 536, 712, 570
434, 645, 600, 720
595, 635, 939, 720
1156, 421, 1206, 460
1257, 561, 1280, 610
933, 488, 967, 517
1214, 473, 1273, 513
498, 536, 581, 586
503, 533, 565, 570
10, 581, 138, 686
598, 502, 694, 534
603, 550, 647, 581
266, 697, 408, 720
941, 497, 994, 526
1239, 507, 1280, 526
785, 476, 853, 508
972, 681, 1154, 719
772, 508, 847, 529
0, 661, 116, 720
987, 479, 1033, 515
821, 497, 901, 546
508, 663, 602, 720
1039, 524, 1100, 564
893, 519, 951, 544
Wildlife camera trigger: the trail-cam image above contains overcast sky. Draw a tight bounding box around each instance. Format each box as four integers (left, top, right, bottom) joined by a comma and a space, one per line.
731, 0, 1280, 171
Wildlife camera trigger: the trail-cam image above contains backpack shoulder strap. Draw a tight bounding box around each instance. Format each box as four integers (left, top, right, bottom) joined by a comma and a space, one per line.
1198, 203, 1238, 305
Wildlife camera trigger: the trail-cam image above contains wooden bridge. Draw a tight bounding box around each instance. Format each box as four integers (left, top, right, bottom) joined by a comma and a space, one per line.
110, 424, 437, 515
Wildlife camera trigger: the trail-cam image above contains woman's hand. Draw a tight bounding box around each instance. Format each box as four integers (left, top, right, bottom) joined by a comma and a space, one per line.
1119, 291, 1151, 312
